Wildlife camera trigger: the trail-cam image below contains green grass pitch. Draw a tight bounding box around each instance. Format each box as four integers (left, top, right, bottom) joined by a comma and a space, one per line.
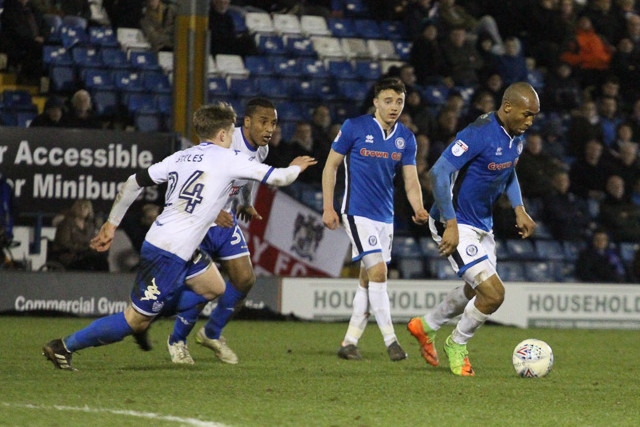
1, 315, 638, 427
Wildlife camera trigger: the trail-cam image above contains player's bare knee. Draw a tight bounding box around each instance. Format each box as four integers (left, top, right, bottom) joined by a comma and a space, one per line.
362, 253, 386, 282
231, 269, 255, 293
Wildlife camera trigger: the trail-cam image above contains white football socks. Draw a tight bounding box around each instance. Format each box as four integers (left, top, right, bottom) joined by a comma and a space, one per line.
451, 299, 490, 345
426, 285, 470, 331
368, 281, 397, 346
343, 285, 369, 346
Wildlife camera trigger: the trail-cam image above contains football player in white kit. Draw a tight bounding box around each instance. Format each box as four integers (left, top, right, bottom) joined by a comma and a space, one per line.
43, 102, 316, 370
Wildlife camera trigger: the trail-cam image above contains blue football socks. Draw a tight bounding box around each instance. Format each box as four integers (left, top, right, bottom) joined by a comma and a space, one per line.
169, 289, 208, 344
63, 311, 133, 352
204, 282, 246, 340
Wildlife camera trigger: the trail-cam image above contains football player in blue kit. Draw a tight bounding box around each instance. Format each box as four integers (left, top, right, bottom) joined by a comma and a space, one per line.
322, 77, 430, 361
408, 82, 539, 376
155, 97, 278, 365
43, 102, 317, 370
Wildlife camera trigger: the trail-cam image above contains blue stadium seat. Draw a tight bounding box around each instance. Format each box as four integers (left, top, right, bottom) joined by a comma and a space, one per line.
206, 76, 231, 98
338, 0, 370, 18
619, 242, 638, 264
49, 65, 78, 93
88, 26, 119, 47
332, 102, 359, 122
62, 15, 88, 30
142, 71, 171, 94
229, 77, 259, 98
0, 111, 18, 127
314, 79, 340, 102
101, 48, 132, 70
535, 239, 566, 261
43, 46, 74, 68
114, 70, 145, 95
284, 36, 315, 57
272, 56, 301, 77
354, 19, 382, 39
299, 58, 329, 79
245, 55, 275, 76
337, 80, 368, 102
419, 237, 439, 258
434, 258, 458, 280
154, 94, 172, 115
83, 69, 115, 91
327, 60, 355, 79
505, 239, 537, 259
497, 261, 526, 282
394, 40, 412, 61
355, 60, 382, 81
391, 236, 420, 258
562, 240, 585, 262
59, 25, 89, 49
42, 14, 63, 44
422, 85, 450, 106
327, 18, 358, 38
277, 101, 305, 122
129, 51, 161, 71
287, 78, 317, 101
135, 112, 162, 132
495, 239, 509, 260
379, 20, 408, 41
256, 77, 288, 99
2, 90, 33, 110
127, 93, 157, 115
92, 89, 119, 117
16, 111, 37, 127
524, 261, 555, 282
255, 34, 287, 56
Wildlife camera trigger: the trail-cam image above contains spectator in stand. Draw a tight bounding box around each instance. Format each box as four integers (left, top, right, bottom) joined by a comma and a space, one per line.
29, 96, 67, 128
606, 141, 640, 193
477, 70, 506, 109
140, 0, 176, 52
523, 0, 571, 69
65, 90, 102, 129
624, 11, 640, 43
517, 131, 567, 199
0, 0, 50, 85
567, 99, 604, 157
441, 26, 485, 88
403, 0, 436, 41
576, 228, 629, 282
542, 61, 583, 115
264, 124, 289, 168
599, 174, 640, 242
309, 105, 333, 152
608, 121, 636, 159
460, 89, 495, 128
281, 121, 327, 187
581, 0, 627, 46
104, 0, 144, 30
428, 106, 460, 167
495, 36, 528, 86
559, 0, 581, 35
560, 15, 613, 89
596, 95, 624, 149
628, 98, 640, 141
59, 0, 92, 21
526, 57, 545, 92
409, 19, 448, 87
542, 170, 593, 241
569, 138, 611, 205
209, 0, 257, 57
404, 87, 436, 137
610, 37, 640, 108
120, 202, 161, 254
49, 199, 110, 271
437, 0, 505, 53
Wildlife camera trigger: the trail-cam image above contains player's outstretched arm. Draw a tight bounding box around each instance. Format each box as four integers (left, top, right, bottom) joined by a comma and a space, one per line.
289, 155, 317, 171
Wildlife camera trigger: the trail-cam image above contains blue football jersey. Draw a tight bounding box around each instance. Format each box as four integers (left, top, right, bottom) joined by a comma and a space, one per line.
430, 112, 525, 231
332, 114, 417, 223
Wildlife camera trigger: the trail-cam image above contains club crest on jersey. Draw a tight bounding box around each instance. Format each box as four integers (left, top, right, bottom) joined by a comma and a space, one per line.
368, 235, 377, 246
466, 245, 478, 256
517, 141, 524, 154
290, 214, 324, 261
451, 140, 468, 157
365, 134, 374, 143
395, 137, 406, 150
495, 146, 503, 156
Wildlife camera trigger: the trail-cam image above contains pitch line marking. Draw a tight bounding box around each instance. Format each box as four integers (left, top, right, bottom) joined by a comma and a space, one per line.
1, 402, 231, 427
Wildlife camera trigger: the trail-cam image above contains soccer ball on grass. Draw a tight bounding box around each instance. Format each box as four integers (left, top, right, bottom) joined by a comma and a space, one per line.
512, 338, 554, 378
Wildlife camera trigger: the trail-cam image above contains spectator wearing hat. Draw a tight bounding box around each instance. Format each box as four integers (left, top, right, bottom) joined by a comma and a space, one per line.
29, 96, 67, 128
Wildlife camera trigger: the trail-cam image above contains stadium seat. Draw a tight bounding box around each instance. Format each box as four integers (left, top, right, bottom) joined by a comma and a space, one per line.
129, 50, 161, 71
73, 46, 103, 78
300, 15, 331, 37
116, 27, 151, 50
62, 15, 88, 30
497, 261, 526, 282
88, 26, 119, 47
229, 77, 259, 98
299, 58, 329, 79
355, 60, 382, 82
272, 56, 300, 77
562, 240, 585, 262
419, 237, 439, 258
327, 60, 355, 79
524, 261, 555, 282
339, 0, 370, 18
227, 6, 247, 33
49, 65, 78, 93
287, 78, 317, 101
142, 71, 171, 94
134, 111, 162, 132
114, 70, 145, 94
255, 34, 287, 56
328, 18, 358, 38
391, 236, 420, 258
394, 41, 412, 61
127, 93, 157, 115
92, 89, 119, 117
83, 69, 115, 91
341, 37, 372, 59
206, 76, 231, 98
311, 36, 347, 60
272, 14, 302, 35
16, 111, 37, 127
60, 24, 89, 49
422, 85, 450, 106
42, 13, 63, 43
354, 19, 382, 39
314, 79, 340, 102
245, 55, 275, 76
2, 90, 33, 110
276, 101, 305, 122
43, 46, 73, 68
337, 80, 368, 102
256, 77, 288, 99
245, 11, 275, 34
505, 239, 537, 259
533, 222, 553, 239
154, 94, 172, 115
157, 51, 174, 74
398, 257, 426, 279
0, 111, 18, 127
101, 48, 131, 70
379, 20, 408, 41
434, 258, 458, 280
284, 35, 316, 57
366, 39, 399, 60
495, 239, 509, 260
619, 242, 638, 263
535, 239, 566, 261
215, 54, 249, 78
